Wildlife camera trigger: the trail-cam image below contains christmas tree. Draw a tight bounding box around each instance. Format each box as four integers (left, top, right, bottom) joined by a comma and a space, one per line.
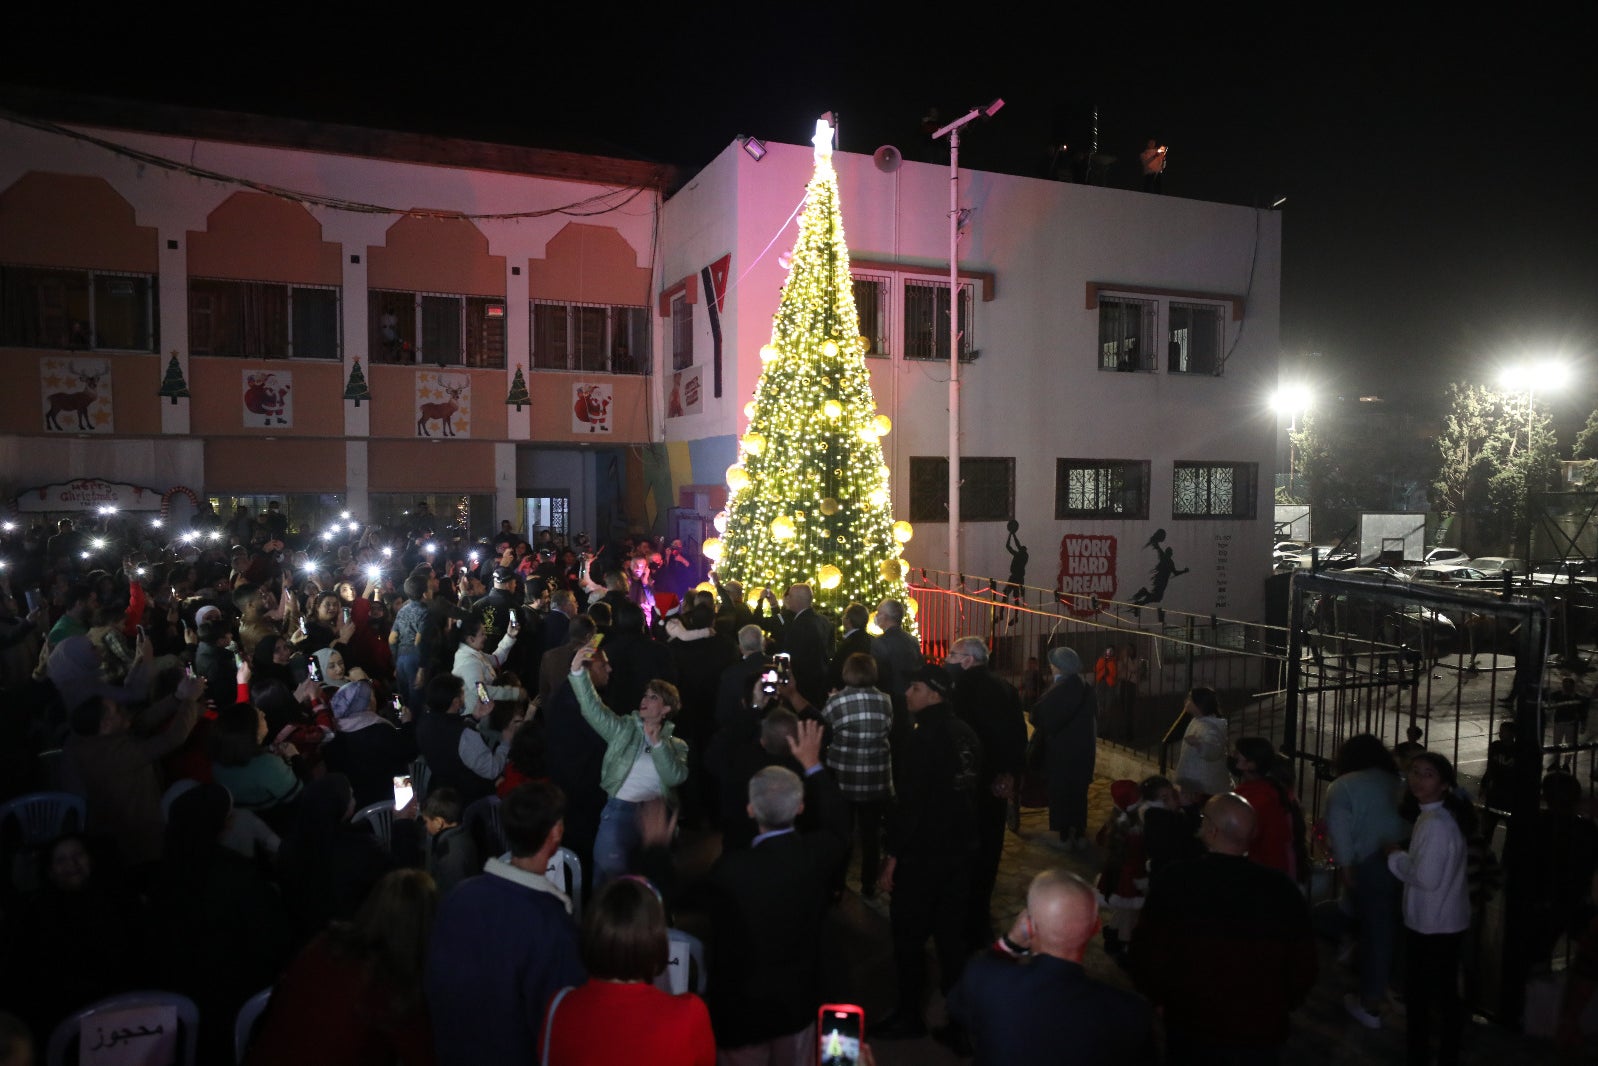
158, 351, 189, 404
343, 358, 371, 407
705, 118, 913, 620
505, 364, 530, 410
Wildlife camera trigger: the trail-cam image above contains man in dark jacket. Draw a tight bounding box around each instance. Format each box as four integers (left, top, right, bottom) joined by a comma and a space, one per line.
875, 666, 983, 1040
1129, 792, 1317, 1062
828, 602, 874, 692
706, 719, 849, 1057
946, 635, 1026, 945
775, 583, 833, 708
947, 868, 1157, 1065
426, 782, 584, 1066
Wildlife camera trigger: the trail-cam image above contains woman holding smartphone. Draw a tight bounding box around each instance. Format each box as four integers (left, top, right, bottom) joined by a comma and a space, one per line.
569, 645, 687, 887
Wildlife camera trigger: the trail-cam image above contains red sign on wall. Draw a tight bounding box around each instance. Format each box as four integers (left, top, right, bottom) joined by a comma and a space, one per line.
1056, 534, 1117, 616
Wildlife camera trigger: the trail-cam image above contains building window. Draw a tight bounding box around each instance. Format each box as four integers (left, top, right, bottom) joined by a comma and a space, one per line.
903, 280, 975, 362
1168, 302, 1223, 374
1173, 461, 1257, 519
1, 265, 157, 352
188, 278, 340, 359
368, 290, 505, 368
531, 301, 648, 374
1099, 296, 1155, 372
908, 456, 1015, 522
1055, 459, 1150, 519
671, 294, 693, 371
852, 275, 889, 357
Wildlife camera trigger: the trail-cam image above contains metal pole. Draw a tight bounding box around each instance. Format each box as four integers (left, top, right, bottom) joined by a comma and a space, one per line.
948, 126, 962, 578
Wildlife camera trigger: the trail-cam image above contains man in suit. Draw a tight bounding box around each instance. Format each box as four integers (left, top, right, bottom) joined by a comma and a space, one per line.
947, 868, 1156, 1065
828, 602, 874, 691
705, 719, 850, 1062
777, 583, 833, 708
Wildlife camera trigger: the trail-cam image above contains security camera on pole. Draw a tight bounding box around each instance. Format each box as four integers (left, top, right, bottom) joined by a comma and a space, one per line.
930, 98, 1003, 580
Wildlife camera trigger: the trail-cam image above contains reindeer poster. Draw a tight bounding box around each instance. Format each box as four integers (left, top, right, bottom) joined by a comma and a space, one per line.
415, 371, 471, 438
242, 370, 293, 427
40, 358, 113, 433
573, 382, 613, 433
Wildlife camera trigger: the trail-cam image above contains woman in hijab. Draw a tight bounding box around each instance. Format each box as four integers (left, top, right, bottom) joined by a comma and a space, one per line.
1030, 646, 1097, 850
323, 680, 417, 808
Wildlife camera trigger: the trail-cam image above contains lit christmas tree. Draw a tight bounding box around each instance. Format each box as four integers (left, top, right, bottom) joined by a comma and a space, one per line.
705, 118, 914, 620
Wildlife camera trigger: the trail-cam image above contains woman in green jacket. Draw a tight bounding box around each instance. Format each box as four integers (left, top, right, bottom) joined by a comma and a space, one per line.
570, 645, 688, 886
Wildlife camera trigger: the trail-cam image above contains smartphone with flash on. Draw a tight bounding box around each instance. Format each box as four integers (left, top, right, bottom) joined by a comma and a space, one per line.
475, 681, 490, 705
817, 1005, 865, 1065
392, 775, 414, 810
306, 657, 322, 683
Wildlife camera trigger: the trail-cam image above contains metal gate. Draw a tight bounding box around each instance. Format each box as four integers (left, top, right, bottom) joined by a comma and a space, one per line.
1287, 569, 1556, 1024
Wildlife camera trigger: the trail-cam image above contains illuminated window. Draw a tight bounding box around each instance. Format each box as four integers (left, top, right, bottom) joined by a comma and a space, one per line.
1168, 302, 1223, 375
1173, 461, 1257, 519
1098, 296, 1156, 372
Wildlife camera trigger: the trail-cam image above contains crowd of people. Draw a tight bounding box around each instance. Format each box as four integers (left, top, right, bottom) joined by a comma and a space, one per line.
0, 502, 1593, 1065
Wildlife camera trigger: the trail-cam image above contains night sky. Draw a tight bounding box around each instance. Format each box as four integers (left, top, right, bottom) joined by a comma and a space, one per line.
6, 12, 1593, 422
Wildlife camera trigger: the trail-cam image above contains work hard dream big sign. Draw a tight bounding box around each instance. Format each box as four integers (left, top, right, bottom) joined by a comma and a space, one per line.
1056, 533, 1117, 617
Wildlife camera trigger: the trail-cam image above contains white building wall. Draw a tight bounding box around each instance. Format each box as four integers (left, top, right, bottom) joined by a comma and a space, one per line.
663, 138, 1280, 621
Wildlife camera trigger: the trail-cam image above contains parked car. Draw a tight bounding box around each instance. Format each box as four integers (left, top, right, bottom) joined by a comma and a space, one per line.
1411, 565, 1501, 588
1530, 559, 1598, 586
1273, 540, 1309, 563
1422, 547, 1471, 565
1470, 556, 1525, 575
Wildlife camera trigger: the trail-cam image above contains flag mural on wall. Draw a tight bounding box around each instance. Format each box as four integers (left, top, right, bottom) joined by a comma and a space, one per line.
416, 371, 472, 438
41, 357, 113, 433
573, 382, 613, 433
242, 370, 293, 427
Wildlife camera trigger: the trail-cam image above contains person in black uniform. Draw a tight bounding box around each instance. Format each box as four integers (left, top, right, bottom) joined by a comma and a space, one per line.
874, 666, 983, 1041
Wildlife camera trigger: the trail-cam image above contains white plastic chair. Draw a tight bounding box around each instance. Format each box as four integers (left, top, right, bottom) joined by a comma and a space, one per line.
545, 845, 583, 914
46, 990, 199, 1066
234, 986, 272, 1064
409, 756, 432, 802
353, 799, 395, 851
0, 790, 86, 847
659, 929, 706, 995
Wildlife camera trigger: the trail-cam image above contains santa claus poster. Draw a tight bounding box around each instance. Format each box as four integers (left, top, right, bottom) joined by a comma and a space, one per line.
573, 382, 613, 433
667, 367, 703, 419
40, 357, 113, 433
241, 370, 293, 428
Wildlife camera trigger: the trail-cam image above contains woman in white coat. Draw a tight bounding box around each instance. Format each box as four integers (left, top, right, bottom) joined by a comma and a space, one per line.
1173, 687, 1230, 801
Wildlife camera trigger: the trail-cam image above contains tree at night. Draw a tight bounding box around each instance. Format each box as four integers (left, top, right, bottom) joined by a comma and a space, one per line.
705, 118, 914, 619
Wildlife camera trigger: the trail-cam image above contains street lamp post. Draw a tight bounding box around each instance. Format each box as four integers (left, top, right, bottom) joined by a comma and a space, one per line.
1497, 360, 1571, 558
1273, 384, 1312, 501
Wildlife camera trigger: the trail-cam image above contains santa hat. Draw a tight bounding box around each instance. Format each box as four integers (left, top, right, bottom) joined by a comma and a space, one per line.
1109, 779, 1141, 811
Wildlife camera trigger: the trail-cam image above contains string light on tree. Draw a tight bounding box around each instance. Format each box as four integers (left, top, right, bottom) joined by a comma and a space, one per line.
714, 115, 914, 618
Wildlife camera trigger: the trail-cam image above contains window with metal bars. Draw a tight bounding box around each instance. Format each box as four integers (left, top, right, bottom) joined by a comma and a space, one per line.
903, 280, 975, 361
1, 265, 158, 352
188, 278, 339, 359
1054, 459, 1150, 519
368, 289, 504, 368
531, 301, 649, 374
909, 456, 1014, 522
1172, 461, 1257, 519
1098, 296, 1156, 372
852, 275, 889, 357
